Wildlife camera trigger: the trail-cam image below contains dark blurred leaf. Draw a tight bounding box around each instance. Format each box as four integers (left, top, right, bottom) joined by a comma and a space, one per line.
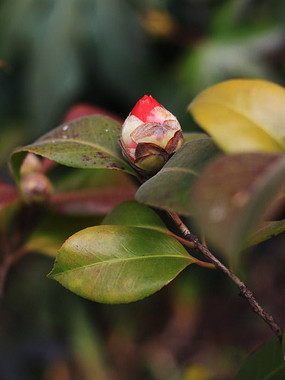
0, 127, 25, 165
180, 27, 284, 95
211, 0, 249, 36
48, 225, 193, 303
244, 219, 285, 250
91, 0, 150, 102
51, 167, 135, 193
135, 138, 220, 216
183, 132, 209, 142
102, 200, 167, 230
26, 211, 101, 257
0, 182, 19, 235
189, 79, 285, 153
0, 0, 34, 57
46, 165, 137, 216
69, 305, 108, 380
234, 336, 285, 380
26, 0, 83, 131
0, 182, 18, 211
63, 103, 123, 124
193, 153, 285, 261
50, 186, 136, 216
10, 115, 136, 185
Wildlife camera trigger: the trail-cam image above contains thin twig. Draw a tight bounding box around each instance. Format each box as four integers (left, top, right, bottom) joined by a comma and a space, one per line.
192, 258, 215, 269
168, 211, 283, 340
0, 204, 42, 299
0, 218, 10, 255
166, 230, 214, 268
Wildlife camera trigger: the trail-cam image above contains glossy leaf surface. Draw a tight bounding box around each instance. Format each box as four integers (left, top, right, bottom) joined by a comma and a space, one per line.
193, 153, 285, 259
136, 138, 220, 215
235, 337, 285, 380
102, 200, 167, 230
49, 225, 193, 303
189, 79, 285, 153
10, 115, 136, 184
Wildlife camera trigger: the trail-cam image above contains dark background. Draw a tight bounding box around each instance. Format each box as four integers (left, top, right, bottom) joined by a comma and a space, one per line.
0, 1, 284, 379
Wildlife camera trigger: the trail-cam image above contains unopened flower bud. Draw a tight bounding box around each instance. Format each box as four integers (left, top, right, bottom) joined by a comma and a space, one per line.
120, 95, 184, 176
20, 153, 42, 177
20, 173, 53, 203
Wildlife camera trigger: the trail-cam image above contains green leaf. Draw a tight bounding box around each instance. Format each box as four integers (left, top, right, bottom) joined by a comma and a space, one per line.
193, 153, 285, 261
183, 132, 209, 142
102, 200, 167, 231
234, 336, 285, 380
135, 138, 220, 216
10, 115, 136, 185
189, 79, 285, 153
48, 225, 193, 303
244, 219, 285, 250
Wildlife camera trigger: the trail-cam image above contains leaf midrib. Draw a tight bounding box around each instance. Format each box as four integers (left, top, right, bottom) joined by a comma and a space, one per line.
192, 99, 284, 149
52, 253, 192, 277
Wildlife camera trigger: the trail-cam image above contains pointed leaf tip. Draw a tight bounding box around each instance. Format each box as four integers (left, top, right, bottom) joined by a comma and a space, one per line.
49, 225, 193, 303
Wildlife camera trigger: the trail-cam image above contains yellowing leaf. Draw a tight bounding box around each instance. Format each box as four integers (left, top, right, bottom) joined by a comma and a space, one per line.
48, 225, 193, 303
189, 79, 285, 153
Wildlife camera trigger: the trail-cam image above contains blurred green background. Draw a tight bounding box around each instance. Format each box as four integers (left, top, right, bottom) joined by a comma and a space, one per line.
0, 1, 284, 379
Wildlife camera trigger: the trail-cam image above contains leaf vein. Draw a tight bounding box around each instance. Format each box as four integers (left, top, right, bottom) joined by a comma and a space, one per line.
53, 254, 192, 277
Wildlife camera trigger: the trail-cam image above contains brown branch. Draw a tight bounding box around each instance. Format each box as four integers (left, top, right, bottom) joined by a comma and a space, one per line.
168, 211, 283, 340
166, 230, 214, 268
0, 204, 42, 299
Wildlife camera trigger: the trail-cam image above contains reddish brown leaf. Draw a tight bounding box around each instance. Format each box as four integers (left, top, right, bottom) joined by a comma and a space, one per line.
0, 182, 18, 211
49, 185, 136, 215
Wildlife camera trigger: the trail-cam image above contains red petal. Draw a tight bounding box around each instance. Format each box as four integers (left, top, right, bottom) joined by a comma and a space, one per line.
130, 95, 162, 122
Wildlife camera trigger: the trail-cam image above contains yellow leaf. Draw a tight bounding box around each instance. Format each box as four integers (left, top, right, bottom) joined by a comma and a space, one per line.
188, 79, 285, 153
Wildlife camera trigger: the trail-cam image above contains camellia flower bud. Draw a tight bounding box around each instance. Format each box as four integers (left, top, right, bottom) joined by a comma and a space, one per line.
20, 153, 42, 177
120, 95, 184, 175
20, 173, 53, 203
